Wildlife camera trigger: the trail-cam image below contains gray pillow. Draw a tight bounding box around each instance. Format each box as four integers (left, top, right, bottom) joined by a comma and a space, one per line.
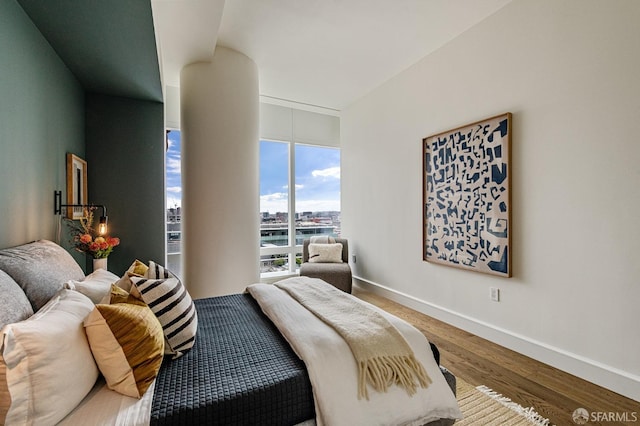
0, 240, 85, 311
0, 269, 33, 329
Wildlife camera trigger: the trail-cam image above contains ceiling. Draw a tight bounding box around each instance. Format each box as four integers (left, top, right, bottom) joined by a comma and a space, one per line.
18, 0, 513, 111
154, 0, 513, 111
18, 0, 163, 103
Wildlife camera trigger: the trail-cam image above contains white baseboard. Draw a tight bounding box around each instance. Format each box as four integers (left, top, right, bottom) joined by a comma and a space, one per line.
353, 276, 640, 402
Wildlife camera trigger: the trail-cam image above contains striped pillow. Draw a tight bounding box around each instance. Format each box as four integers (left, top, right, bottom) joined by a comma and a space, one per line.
146, 260, 171, 280
130, 262, 197, 358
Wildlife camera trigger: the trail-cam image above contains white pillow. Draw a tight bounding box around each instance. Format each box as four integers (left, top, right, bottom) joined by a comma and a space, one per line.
1, 289, 99, 425
65, 269, 120, 304
308, 243, 343, 263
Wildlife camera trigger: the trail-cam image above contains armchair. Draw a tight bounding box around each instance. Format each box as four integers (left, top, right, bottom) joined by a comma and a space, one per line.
299, 238, 352, 293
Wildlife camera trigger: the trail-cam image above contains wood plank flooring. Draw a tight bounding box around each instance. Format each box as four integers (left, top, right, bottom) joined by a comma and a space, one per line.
353, 288, 640, 426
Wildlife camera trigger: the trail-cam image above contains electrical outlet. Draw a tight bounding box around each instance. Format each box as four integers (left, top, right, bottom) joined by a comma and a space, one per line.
490, 287, 500, 302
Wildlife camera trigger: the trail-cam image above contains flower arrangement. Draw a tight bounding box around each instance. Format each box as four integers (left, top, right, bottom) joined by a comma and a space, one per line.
67, 208, 120, 259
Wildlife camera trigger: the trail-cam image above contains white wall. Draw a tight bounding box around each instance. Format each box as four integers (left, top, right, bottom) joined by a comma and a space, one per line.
341, 0, 640, 401
165, 85, 180, 130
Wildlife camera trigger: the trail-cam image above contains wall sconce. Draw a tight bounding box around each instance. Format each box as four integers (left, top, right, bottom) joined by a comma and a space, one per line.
54, 190, 108, 235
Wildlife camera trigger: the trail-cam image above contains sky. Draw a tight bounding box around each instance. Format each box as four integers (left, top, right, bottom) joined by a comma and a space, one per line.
166, 130, 182, 209
165, 131, 341, 214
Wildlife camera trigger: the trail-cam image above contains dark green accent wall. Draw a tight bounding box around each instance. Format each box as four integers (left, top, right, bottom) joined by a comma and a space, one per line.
1, 0, 165, 274
0, 0, 84, 256
85, 94, 165, 274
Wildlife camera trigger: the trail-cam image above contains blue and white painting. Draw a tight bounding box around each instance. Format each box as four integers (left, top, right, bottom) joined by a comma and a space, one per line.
424, 113, 511, 277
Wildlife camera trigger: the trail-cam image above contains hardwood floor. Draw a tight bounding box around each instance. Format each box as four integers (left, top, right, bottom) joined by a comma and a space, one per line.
353, 288, 640, 426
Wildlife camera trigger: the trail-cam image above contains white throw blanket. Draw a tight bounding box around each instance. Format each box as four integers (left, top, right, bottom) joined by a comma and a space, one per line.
274, 278, 430, 400
247, 278, 462, 426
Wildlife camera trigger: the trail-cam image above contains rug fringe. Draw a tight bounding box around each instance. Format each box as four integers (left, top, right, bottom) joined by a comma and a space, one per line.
475, 385, 552, 426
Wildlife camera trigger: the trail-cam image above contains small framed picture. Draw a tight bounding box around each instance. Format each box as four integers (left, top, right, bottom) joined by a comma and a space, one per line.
66, 153, 88, 219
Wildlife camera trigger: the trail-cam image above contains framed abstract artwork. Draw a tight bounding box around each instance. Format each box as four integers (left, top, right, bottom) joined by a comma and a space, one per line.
66, 153, 88, 219
423, 113, 512, 277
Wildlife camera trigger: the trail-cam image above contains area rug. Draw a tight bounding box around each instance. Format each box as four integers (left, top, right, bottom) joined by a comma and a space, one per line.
455, 378, 552, 425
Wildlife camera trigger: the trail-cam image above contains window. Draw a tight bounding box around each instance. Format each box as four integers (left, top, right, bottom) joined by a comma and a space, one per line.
259, 141, 289, 247
260, 140, 340, 275
166, 129, 182, 277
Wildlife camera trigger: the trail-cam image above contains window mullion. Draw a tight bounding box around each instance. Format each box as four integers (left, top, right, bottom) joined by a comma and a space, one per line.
288, 141, 296, 273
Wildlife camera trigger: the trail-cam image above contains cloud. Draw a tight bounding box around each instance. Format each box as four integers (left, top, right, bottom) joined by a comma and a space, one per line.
260, 192, 288, 213
281, 184, 304, 190
261, 192, 287, 202
167, 186, 182, 194
167, 157, 181, 174
312, 167, 340, 179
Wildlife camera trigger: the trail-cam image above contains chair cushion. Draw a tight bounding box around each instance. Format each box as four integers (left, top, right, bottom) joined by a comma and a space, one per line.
309, 236, 336, 244
299, 263, 353, 293
308, 243, 343, 263
303, 238, 349, 263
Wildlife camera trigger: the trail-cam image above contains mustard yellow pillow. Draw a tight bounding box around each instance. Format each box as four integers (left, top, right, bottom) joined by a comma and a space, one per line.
109, 283, 145, 306
0, 354, 9, 424
112, 260, 149, 294
84, 291, 164, 398
128, 259, 149, 276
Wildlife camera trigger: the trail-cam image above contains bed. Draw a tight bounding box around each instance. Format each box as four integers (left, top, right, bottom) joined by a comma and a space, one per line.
0, 240, 461, 425
150, 293, 315, 425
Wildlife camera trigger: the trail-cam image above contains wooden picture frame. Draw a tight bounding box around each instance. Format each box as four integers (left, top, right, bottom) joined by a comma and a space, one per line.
66, 153, 88, 220
423, 113, 512, 277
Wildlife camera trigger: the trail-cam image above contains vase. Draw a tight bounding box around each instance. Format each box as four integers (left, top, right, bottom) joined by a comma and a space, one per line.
93, 258, 108, 271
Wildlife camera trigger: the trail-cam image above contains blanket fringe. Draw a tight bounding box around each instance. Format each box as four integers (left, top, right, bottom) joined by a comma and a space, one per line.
358, 354, 432, 400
